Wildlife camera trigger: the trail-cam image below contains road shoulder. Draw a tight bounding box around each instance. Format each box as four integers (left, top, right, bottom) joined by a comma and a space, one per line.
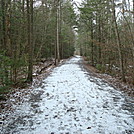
82, 57, 134, 97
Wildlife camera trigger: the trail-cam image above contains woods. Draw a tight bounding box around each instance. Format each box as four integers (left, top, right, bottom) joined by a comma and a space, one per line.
0, 1, 134, 133
0, 0, 76, 92
77, 0, 134, 84
0, 0, 134, 96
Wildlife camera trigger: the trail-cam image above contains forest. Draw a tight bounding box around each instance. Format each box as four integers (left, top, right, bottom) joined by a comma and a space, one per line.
0, 0, 134, 133
77, 0, 134, 84
0, 0, 134, 95
0, 0, 76, 94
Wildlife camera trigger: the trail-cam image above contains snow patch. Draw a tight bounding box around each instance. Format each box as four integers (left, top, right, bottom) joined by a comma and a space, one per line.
0, 56, 134, 134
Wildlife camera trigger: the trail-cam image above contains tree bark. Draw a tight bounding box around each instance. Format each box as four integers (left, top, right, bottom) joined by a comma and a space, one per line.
98, 15, 102, 65
112, 0, 126, 82
27, 0, 33, 83
56, 0, 60, 63
132, 0, 134, 84
91, 18, 94, 66
1, 0, 6, 49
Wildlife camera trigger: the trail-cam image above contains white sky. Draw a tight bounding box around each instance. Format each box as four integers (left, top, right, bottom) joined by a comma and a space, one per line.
73, 0, 82, 14
73, 0, 82, 4
73, 0, 133, 16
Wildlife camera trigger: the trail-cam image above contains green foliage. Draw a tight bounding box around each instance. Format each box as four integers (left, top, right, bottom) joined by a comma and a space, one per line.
0, 52, 11, 84
77, 0, 134, 83
63, 44, 75, 58
95, 64, 101, 70
0, 0, 77, 95
0, 86, 10, 94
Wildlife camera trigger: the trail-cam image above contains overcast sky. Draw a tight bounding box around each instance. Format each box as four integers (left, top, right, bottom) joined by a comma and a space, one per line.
74, 0, 82, 3
73, 0, 83, 14
73, 0, 133, 15
74, 0, 83, 5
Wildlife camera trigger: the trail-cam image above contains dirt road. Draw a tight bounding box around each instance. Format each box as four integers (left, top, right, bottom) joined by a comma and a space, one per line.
0, 56, 134, 134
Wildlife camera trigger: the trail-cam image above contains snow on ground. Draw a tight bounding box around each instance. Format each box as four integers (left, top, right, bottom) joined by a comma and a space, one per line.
0, 56, 134, 134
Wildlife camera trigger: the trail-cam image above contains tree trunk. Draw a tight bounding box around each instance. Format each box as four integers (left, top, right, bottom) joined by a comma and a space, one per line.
27, 0, 33, 83
1, 0, 6, 49
132, 0, 134, 84
98, 15, 102, 65
91, 19, 94, 66
122, 5, 134, 84
56, 0, 60, 63
6, 0, 12, 56
112, 0, 126, 82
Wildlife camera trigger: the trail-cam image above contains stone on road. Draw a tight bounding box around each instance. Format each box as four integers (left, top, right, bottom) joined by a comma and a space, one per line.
0, 56, 134, 134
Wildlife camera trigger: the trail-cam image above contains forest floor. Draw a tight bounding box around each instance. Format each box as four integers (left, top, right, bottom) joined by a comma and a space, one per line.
0, 56, 134, 134
83, 59, 134, 97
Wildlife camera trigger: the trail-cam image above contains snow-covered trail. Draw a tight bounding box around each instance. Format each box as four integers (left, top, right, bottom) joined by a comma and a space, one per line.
1, 56, 134, 134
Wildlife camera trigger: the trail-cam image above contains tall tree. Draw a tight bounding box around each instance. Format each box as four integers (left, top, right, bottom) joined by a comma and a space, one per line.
0, 0, 76, 94
77, 0, 134, 84
1, 0, 6, 49
27, 0, 33, 82
56, 0, 60, 64
112, 0, 126, 82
